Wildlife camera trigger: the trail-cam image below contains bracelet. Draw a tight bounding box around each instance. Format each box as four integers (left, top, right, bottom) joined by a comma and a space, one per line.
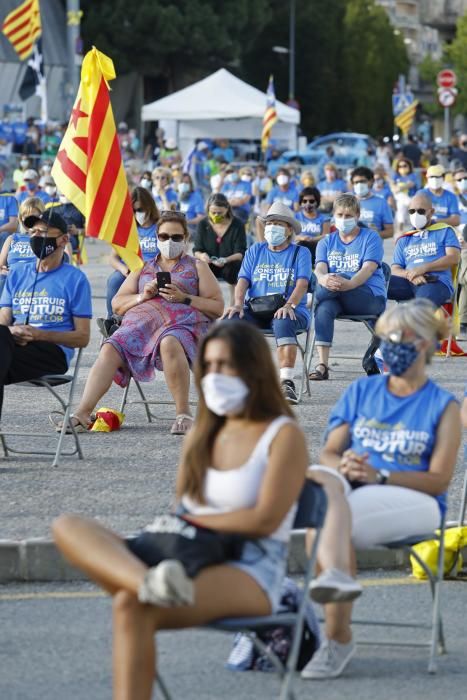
136, 293, 142, 304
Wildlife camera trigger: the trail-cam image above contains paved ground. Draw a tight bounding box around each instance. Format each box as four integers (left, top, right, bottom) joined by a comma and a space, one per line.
1, 238, 466, 541
1, 573, 466, 700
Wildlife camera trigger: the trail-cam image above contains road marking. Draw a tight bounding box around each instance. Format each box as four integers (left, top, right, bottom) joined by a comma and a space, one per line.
0, 577, 425, 601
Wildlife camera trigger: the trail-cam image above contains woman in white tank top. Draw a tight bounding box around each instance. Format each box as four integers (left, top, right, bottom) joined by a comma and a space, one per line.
52, 321, 308, 700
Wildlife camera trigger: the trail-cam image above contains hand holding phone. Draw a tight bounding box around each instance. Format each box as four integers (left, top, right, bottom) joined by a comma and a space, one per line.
156, 271, 171, 289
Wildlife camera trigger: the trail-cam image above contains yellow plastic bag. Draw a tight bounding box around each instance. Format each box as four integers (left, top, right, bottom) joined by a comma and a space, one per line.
410, 526, 467, 580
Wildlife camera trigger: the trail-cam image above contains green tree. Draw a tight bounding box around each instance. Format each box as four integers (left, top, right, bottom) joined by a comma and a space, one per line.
446, 12, 467, 116
81, 0, 271, 90
341, 0, 408, 135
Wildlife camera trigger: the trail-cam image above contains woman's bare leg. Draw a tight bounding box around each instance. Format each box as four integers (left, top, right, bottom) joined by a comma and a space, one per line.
52, 514, 147, 595
112, 565, 271, 700
160, 335, 191, 415
73, 344, 123, 424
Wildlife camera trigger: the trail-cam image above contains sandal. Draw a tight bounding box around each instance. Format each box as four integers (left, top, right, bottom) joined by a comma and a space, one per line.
49, 411, 94, 434
170, 414, 194, 436
309, 363, 329, 381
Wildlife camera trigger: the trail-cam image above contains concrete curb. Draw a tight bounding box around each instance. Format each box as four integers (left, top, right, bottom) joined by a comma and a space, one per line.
3, 532, 465, 584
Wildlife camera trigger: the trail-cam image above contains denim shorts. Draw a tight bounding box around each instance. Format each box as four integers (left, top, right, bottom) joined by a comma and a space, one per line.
227, 537, 288, 612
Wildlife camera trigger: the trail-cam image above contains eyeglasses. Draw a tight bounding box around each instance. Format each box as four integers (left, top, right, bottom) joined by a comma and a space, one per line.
408, 208, 427, 215
302, 199, 316, 204
157, 233, 185, 242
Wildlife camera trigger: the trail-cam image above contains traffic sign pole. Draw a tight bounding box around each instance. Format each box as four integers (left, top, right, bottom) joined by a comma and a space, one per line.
444, 107, 450, 144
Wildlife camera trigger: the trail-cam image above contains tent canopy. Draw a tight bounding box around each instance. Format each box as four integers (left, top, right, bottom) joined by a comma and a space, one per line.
141, 68, 300, 125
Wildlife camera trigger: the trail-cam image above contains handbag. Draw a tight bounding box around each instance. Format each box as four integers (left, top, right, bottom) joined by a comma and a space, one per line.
128, 513, 255, 578
247, 246, 299, 322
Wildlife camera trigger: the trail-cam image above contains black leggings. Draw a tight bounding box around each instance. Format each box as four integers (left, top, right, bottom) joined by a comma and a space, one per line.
0, 325, 67, 418
209, 260, 242, 286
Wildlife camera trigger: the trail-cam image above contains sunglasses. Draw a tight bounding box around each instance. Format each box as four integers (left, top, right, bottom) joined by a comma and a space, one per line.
302, 199, 316, 204
408, 208, 427, 215
133, 207, 143, 213
157, 233, 185, 242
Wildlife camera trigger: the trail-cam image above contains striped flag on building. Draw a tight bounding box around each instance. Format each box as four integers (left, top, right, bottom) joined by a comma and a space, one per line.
394, 100, 419, 137
261, 75, 278, 152
52, 47, 143, 272
1, 0, 41, 61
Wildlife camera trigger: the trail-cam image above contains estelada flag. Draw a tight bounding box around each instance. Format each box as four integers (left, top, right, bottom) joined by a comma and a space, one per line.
261, 75, 278, 152
52, 47, 143, 272
2, 0, 41, 61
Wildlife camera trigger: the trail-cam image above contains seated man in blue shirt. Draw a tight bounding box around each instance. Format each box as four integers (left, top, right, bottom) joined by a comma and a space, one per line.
0, 168, 19, 250
421, 164, 460, 228
351, 166, 394, 239
388, 191, 461, 307
0, 209, 92, 420
222, 201, 312, 405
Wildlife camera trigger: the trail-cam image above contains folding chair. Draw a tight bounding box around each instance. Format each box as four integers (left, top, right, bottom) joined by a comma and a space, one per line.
155, 480, 327, 700
119, 376, 197, 423
439, 264, 460, 359
308, 262, 391, 366
353, 512, 448, 674
0, 348, 84, 468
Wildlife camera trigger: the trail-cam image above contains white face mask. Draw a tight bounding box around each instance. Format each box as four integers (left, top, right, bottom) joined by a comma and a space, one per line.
241, 175, 252, 182
264, 224, 287, 247
45, 186, 56, 196
409, 212, 428, 230
140, 178, 151, 190
457, 178, 467, 193
428, 177, 443, 190
334, 216, 357, 234
276, 174, 289, 186
353, 182, 369, 197
135, 211, 146, 226
201, 373, 249, 416
59, 194, 69, 204
158, 238, 185, 259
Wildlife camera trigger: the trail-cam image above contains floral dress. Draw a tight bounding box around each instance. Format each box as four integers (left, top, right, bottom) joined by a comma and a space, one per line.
106, 254, 211, 387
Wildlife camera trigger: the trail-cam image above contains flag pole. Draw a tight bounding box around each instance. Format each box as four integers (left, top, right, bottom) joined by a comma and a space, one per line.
66, 0, 82, 118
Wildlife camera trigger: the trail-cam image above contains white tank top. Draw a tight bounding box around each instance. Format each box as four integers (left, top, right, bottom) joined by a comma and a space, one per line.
182, 415, 297, 543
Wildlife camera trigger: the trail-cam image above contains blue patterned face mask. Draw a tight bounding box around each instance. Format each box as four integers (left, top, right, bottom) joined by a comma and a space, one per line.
379, 340, 419, 376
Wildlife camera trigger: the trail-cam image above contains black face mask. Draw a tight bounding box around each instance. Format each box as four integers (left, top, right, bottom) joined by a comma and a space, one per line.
30, 235, 59, 259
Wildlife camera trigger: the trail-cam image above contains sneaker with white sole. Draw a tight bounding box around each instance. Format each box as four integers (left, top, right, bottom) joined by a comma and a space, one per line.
281, 379, 298, 404
138, 560, 194, 607
301, 638, 356, 679
309, 568, 362, 604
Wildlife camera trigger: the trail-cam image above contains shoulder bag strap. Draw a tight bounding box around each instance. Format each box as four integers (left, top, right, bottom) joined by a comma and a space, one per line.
284, 245, 300, 297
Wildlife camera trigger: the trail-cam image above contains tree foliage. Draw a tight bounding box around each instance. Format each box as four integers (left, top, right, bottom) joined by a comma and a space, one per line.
446, 11, 467, 116
80, 0, 408, 137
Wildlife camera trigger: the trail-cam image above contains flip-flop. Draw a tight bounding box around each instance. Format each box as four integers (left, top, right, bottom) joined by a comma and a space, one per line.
170, 414, 194, 436
49, 411, 94, 434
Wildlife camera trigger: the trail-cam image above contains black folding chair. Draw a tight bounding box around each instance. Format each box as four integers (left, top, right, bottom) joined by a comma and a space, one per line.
155, 480, 327, 700
0, 348, 84, 467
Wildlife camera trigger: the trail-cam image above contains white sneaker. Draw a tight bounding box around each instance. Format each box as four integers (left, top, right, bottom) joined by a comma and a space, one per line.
301, 638, 356, 679
309, 568, 362, 604
138, 560, 194, 607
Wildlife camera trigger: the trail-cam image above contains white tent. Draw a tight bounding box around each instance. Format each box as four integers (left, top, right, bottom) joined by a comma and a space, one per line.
141, 68, 300, 157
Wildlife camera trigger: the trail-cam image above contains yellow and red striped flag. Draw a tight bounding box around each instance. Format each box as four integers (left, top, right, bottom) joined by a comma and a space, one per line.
394, 100, 419, 137
2, 0, 41, 61
52, 47, 143, 272
261, 75, 278, 152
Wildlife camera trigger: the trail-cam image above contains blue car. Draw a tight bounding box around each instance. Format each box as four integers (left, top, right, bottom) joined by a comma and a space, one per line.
280, 132, 377, 170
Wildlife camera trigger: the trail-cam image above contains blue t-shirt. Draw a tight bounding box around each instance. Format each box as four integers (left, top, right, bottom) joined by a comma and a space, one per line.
137, 223, 159, 262
0, 261, 92, 364
393, 226, 460, 295
372, 182, 394, 202
153, 187, 178, 211
317, 179, 347, 199
265, 184, 299, 209
358, 194, 393, 231
239, 241, 312, 312
295, 211, 327, 238
459, 194, 467, 226
421, 187, 460, 221
221, 181, 252, 216
6, 233, 35, 267
178, 190, 205, 220
392, 174, 417, 197
316, 226, 386, 297
0, 193, 18, 227
17, 189, 51, 206
327, 375, 457, 514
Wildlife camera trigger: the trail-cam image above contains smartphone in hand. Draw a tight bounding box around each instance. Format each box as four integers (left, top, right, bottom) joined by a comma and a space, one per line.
156, 271, 171, 289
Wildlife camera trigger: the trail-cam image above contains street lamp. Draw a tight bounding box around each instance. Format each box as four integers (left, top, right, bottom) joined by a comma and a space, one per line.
271, 0, 296, 104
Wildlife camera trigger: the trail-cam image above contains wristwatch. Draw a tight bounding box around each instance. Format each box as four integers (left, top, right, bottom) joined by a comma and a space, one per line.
375, 468, 390, 485
182, 296, 192, 305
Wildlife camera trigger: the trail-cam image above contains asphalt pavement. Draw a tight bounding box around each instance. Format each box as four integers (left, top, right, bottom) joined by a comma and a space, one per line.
1, 573, 466, 700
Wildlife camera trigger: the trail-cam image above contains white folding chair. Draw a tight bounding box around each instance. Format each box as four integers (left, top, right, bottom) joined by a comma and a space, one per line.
0, 348, 84, 467
155, 480, 327, 700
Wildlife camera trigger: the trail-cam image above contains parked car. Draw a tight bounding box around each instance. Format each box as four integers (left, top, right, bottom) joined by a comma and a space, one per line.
279, 133, 377, 171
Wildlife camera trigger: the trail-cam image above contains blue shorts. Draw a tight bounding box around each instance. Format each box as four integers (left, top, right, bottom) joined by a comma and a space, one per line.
227, 537, 288, 612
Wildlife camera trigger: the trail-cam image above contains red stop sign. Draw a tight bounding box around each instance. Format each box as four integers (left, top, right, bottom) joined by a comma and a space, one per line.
437, 69, 457, 88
